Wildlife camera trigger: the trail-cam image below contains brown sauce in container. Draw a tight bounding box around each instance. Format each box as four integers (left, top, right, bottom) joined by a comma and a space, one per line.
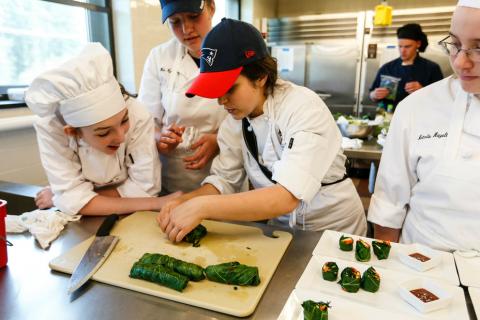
409, 252, 430, 262
410, 288, 439, 303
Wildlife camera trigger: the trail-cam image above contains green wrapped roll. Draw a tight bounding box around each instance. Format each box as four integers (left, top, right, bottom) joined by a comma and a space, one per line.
205, 262, 260, 286
139, 253, 205, 281
302, 300, 330, 320
322, 262, 339, 281
339, 235, 354, 251
183, 224, 207, 247
355, 239, 371, 262
338, 267, 361, 293
372, 240, 391, 260
129, 261, 189, 292
361, 266, 381, 293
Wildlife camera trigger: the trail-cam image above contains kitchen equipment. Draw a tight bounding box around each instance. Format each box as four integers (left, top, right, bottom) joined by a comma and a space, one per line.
49, 211, 292, 317
68, 214, 119, 294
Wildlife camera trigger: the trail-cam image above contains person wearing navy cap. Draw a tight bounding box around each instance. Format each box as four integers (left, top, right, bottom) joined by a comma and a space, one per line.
138, 0, 227, 194
158, 19, 367, 242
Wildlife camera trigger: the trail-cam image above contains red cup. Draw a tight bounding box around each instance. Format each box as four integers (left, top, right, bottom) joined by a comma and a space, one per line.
0, 199, 7, 268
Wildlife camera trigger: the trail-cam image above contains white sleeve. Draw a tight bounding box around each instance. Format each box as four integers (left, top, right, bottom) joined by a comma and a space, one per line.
34, 118, 97, 215
202, 117, 246, 194
367, 102, 417, 228
272, 96, 342, 203
137, 49, 165, 123
117, 100, 162, 198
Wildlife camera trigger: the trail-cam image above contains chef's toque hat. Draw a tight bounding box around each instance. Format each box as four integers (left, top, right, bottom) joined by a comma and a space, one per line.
25, 43, 125, 127
457, 0, 480, 8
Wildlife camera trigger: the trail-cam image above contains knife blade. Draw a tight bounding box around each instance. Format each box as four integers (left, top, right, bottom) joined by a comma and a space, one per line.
68, 214, 119, 294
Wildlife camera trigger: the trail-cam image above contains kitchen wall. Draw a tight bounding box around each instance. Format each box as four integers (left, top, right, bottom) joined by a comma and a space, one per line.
0, 109, 47, 186
276, 0, 456, 16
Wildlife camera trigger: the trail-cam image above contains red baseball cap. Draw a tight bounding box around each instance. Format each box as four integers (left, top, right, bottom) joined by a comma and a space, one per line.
186, 18, 268, 99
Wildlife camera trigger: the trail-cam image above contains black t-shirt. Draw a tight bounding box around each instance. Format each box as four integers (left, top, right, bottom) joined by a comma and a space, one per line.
191, 55, 200, 68
369, 55, 444, 109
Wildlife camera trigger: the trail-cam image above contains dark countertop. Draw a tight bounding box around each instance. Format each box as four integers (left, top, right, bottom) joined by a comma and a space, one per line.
0, 213, 321, 320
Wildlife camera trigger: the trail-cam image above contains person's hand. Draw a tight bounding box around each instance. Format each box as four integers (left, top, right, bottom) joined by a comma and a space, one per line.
371, 88, 390, 100
35, 186, 54, 209
405, 81, 422, 94
153, 191, 183, 211
183, 133, 219, 170
155, 123, 185, 155
157, 197, 208, 243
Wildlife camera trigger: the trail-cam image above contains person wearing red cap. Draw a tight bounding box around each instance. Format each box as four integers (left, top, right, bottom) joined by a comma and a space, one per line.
157, 18, 367, 242
138, 0, 227, 194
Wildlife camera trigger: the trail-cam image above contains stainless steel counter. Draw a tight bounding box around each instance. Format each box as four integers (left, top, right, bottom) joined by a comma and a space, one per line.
0, 215, 322, 320
343, 138, 383, 161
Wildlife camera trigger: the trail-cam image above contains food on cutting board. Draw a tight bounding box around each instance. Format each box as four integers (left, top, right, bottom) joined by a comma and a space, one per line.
410, 288, 439, 303
138, 253, 205, 281
322, 262, 339, 281
409, 252, 430, 262
205, 261, 260, 286
302, 300, 330, 320
360, 266, 381, 293
338, 267, 361, 293
355, 239, 371, 262
129, 262, 189, 292
183, 224, 207, 247
339, 235, 354, 251
372, 240, 391, 260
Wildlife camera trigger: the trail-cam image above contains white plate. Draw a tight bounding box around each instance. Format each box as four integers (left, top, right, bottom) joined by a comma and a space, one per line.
277, 288, 410, 320
453, 251, 480, 287
313, 230, 459, 285
295, 255, 469, 319
469, 287, 480, 318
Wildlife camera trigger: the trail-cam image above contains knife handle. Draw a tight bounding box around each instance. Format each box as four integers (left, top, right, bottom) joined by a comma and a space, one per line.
96, 214, 119, 237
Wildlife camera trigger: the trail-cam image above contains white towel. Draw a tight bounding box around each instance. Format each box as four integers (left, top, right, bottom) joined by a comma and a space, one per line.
6, 210, 81, 249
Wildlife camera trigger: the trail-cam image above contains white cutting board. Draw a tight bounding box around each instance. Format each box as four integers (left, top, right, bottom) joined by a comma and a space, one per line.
49, 211, 292, 317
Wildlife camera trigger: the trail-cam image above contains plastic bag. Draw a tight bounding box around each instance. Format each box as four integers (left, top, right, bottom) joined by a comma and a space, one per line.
380, 74, 401, 101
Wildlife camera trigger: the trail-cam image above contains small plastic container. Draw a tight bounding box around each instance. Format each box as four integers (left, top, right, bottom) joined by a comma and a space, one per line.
0, 199, 8, 268
399, 278, 452, 313
398, 244, 441, 272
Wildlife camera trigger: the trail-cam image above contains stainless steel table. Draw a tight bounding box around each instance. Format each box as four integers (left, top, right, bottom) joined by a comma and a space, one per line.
0, 216, 321, 320
343, 138, 383, 161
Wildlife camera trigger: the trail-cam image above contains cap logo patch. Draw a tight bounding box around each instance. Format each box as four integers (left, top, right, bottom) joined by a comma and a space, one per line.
199, 0, 205, 10
201, 48, 217, 66
245, 50, 256, 58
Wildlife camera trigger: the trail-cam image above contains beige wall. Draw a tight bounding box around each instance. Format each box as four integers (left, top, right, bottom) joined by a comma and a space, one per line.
276, 0, 457, 16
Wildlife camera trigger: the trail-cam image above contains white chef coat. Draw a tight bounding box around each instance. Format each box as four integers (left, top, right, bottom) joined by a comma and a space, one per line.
138, 38, 227, 193
203, 80, 367, 234
34, 98, 161, 215
368, 76, 480, 251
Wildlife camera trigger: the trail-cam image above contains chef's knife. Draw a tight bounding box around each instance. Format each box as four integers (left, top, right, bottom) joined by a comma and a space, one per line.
68, 214, 119, 294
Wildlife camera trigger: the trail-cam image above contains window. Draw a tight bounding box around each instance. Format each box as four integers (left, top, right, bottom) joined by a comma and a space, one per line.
0, 0, 114, 95
213, 0, 240, 26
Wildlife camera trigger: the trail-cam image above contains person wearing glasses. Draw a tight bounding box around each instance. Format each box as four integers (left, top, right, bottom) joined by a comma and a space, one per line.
138, 0, 226, 194
368, 0, 480, 251
369, 23, 444, 111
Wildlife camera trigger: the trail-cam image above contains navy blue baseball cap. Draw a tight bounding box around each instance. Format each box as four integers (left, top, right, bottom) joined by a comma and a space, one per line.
160, 0, 205, 23
186, 18, 269, 99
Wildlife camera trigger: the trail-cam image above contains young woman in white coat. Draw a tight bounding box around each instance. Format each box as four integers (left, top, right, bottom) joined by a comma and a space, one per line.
157, 19, 367, 242
138, 0, 226, 194
368, 0, 480, 251
27, 43, 178, 216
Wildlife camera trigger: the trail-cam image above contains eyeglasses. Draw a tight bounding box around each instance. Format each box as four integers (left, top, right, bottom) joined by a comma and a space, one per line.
438, 36, 480, 62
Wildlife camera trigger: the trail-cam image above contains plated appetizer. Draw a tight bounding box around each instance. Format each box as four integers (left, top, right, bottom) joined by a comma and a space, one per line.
302, 300, 330, 320
322, 262, 339, 281
372, 240, 391, 260
360, 266, 381, 293
339, 235, 354, 251
355, 239, 371, 262
338, 267, 361, 293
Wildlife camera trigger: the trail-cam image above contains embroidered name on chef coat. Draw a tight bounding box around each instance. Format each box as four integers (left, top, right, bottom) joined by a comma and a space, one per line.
418, 131, 448, 140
